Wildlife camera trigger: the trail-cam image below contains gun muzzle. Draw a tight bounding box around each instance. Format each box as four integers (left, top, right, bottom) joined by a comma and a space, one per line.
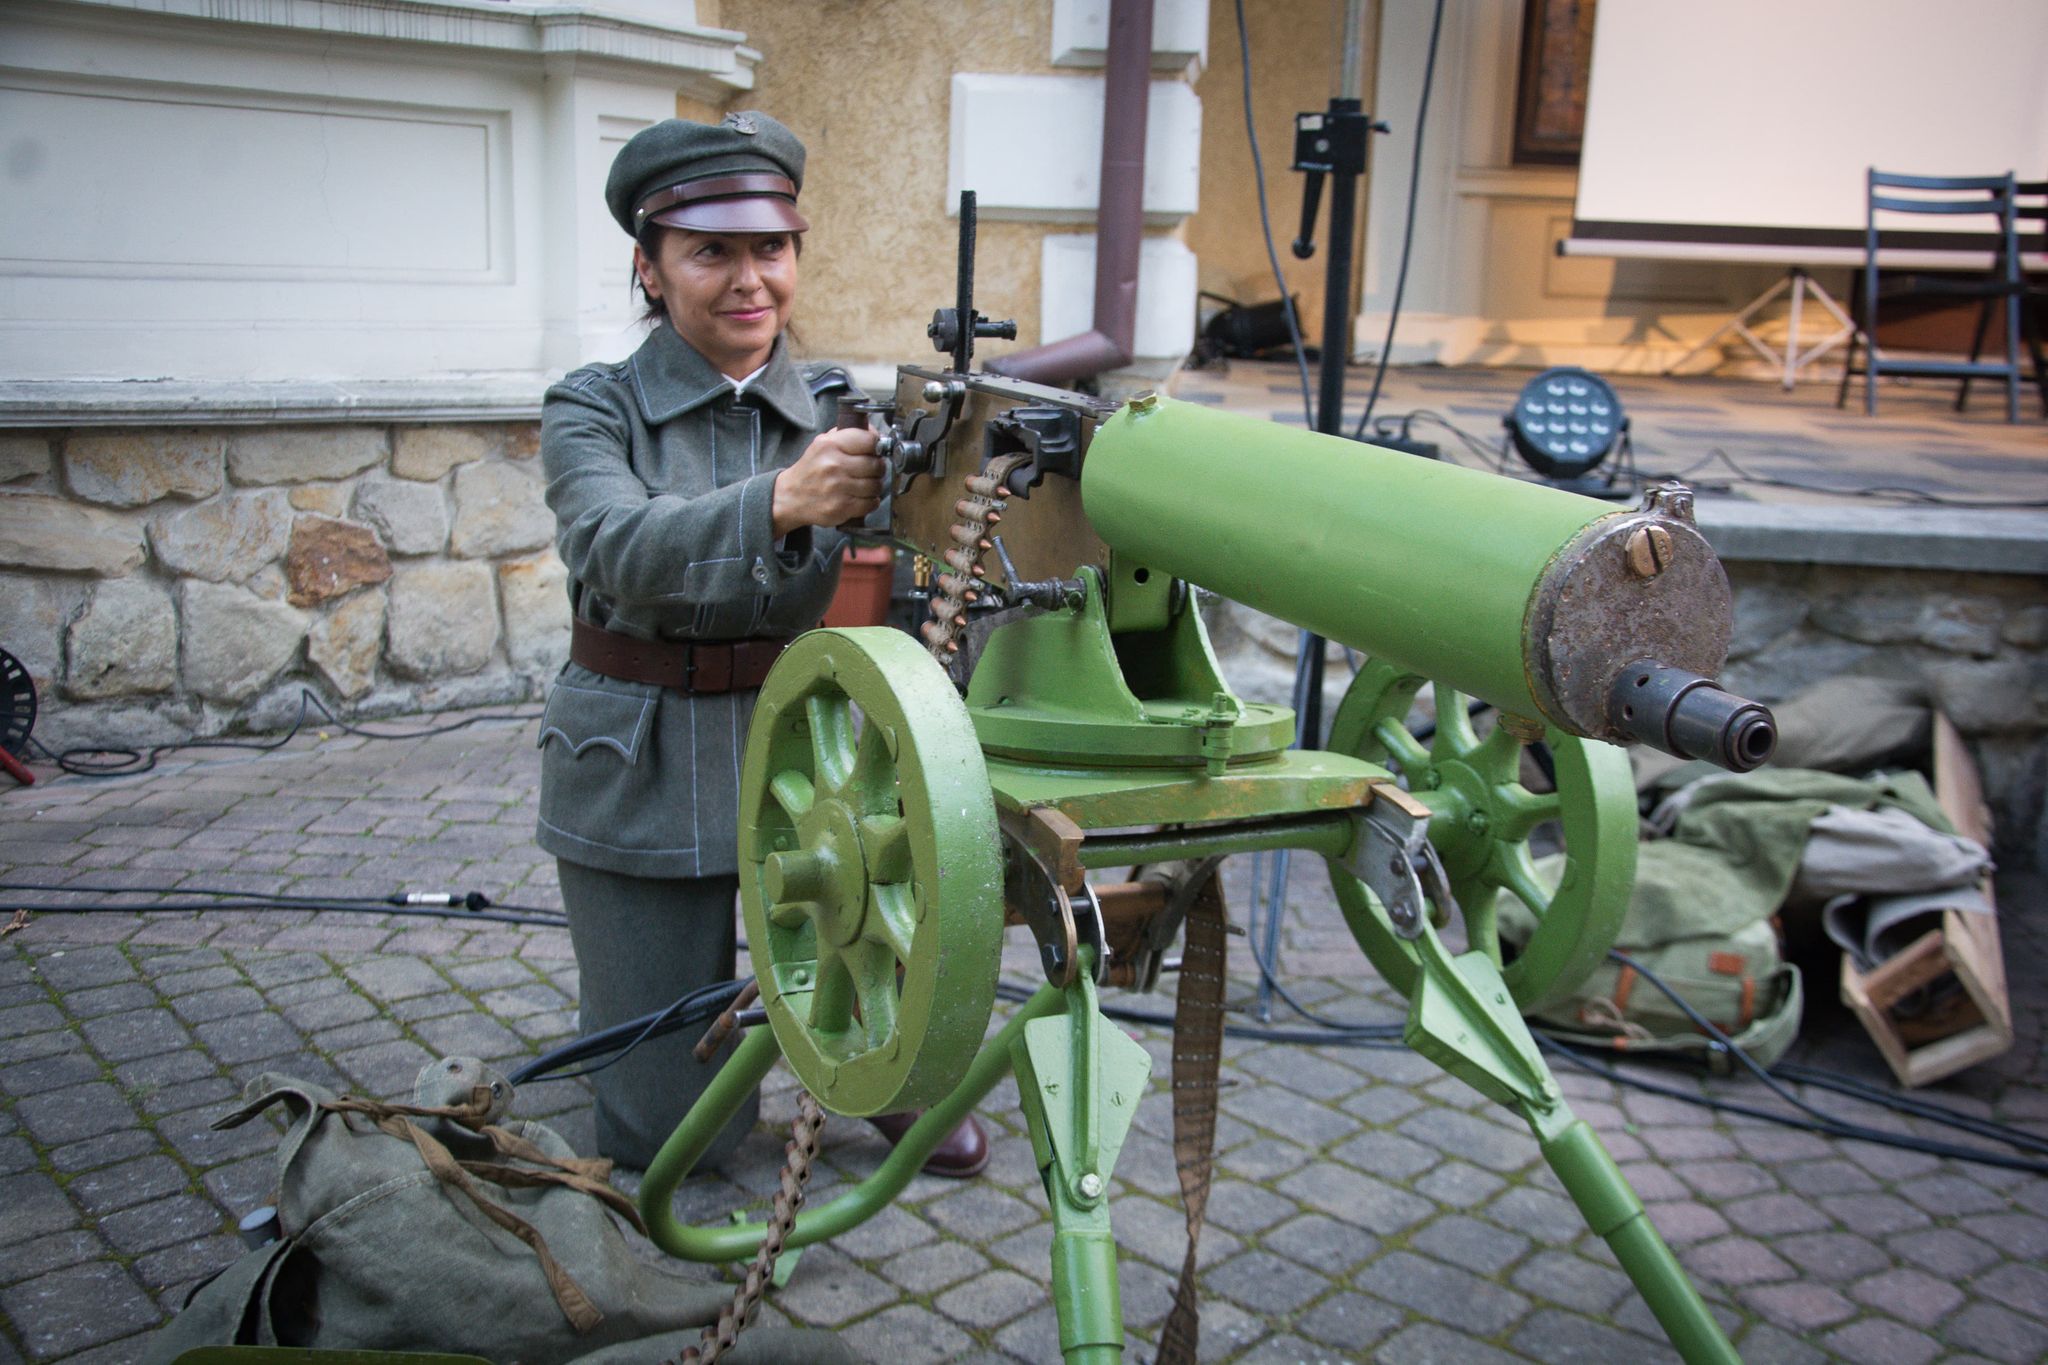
1608, 662, 1776, 772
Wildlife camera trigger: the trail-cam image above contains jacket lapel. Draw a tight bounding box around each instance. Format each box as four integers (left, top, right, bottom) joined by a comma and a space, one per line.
627, 325, 815, 432
626, 323, 732, 425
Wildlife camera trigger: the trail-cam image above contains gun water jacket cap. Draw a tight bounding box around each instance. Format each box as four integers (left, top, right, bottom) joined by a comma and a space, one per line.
606, 111, 810, 238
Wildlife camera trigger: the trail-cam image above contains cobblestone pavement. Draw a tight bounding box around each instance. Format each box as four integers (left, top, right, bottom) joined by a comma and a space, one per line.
2, 713, 2044, 1363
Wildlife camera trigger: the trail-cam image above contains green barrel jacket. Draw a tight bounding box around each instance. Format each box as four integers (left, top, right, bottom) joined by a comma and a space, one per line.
535, 322, 852, 878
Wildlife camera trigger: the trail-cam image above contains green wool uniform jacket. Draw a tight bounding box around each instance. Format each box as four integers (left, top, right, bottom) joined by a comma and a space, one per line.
536, 324, 851, 879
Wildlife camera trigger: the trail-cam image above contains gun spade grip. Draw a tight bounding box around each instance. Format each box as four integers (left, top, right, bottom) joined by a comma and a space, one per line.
835, 398, 880, 535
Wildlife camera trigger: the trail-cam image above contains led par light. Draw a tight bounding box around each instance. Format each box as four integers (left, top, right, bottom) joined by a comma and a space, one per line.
1505, 367, 1630, 490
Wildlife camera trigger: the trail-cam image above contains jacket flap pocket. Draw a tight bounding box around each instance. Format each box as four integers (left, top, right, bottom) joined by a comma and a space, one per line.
537, 682, 655, 764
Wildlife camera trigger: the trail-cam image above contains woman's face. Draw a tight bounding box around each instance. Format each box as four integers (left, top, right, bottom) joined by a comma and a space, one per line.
635, 228, 798, 379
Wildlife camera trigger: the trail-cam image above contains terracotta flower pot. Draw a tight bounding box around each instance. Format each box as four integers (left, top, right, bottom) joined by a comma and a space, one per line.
820, 545, 896, 628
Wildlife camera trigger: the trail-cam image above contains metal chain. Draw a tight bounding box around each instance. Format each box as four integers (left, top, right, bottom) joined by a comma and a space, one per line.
920, 453, 1034, 664
674, 1090, 826, 1364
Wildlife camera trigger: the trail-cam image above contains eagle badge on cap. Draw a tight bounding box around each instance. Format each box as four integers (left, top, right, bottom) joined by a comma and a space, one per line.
723, 113, 758, 135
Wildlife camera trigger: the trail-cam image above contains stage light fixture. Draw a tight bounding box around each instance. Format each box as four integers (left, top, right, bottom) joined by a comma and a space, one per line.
1503, 367, 1634, 495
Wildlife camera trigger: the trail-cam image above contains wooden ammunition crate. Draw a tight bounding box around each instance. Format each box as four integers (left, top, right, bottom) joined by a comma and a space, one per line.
1838, 714, 2013, 1087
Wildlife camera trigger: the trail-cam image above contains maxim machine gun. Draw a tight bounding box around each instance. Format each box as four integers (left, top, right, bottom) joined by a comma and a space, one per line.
636, 203, 1772, 1365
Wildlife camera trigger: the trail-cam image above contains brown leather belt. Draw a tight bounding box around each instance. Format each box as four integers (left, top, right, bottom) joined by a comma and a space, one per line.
570, 618, 793, 693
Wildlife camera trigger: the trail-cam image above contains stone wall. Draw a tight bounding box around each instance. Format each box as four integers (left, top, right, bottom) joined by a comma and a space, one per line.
1717, 561, 2047, 870
8, 433, 2042, 871
0, 422, 567, 753
1206, 560, 2048, 870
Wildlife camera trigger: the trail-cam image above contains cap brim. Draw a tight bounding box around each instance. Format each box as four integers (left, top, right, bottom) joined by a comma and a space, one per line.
648, 198, 810, 233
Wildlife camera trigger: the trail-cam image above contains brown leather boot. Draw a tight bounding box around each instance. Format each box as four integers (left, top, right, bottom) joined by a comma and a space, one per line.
866, 1111, 990, 1178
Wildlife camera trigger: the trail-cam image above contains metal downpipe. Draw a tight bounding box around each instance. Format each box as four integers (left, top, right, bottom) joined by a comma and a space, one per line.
988, 0, 1151, 385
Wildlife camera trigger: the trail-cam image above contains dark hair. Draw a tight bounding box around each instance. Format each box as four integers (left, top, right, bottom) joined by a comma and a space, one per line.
632, 225, 804, 328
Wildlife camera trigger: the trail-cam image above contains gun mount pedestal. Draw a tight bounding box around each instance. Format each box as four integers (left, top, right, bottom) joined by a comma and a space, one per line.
634, 365, 1766, 1364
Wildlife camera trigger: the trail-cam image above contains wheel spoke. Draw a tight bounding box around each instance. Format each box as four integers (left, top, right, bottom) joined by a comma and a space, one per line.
1495, 784, 1563, 843
808, 947, 855, 1037
843, 939, 900, 1052
1431, 684, 1479, 757
1447, 869, 1503, 966
849, 721, 896, 799
1373, 717, 1432, 773
769, 769, 815, 820
768, 898, 811, 929
1496, 842, 1555, 919
1467, 720, 1522, 785
806, 694, 857, 791
865, 883, 917, 961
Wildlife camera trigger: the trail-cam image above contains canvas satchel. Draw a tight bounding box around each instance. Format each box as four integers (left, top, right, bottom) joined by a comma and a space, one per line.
145, 1056, 852, 1365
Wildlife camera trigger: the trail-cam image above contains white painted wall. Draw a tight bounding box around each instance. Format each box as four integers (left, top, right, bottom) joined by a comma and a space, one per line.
0, 0, 755, 386
948, 74, 1202, 224
1041, 234, 1198, 360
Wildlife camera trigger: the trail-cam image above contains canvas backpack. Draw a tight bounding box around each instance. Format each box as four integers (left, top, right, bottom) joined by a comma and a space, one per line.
144, 1055, 852, 1365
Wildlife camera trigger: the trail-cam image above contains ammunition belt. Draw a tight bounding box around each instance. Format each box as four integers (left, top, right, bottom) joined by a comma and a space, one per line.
919, 453, 1033, 665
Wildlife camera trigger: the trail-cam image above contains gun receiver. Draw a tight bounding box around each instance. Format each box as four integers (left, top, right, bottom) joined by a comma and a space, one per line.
864, 367, 1774, 771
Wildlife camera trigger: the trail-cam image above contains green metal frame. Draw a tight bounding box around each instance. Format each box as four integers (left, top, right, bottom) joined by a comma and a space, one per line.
967, 568, 1293, 771
1326, 659, 1638, 1013
640, 930, 1737, 1364
653, 386, 1745, 1362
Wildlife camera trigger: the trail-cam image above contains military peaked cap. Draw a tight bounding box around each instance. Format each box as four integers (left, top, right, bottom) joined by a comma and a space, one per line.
605, 111, 809, 238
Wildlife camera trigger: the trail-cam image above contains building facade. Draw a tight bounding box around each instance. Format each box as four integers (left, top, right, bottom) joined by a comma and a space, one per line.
1, 0, 1760, 752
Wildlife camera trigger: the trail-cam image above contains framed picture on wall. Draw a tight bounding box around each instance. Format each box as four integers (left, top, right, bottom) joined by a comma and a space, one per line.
1514, 0, 1596, 165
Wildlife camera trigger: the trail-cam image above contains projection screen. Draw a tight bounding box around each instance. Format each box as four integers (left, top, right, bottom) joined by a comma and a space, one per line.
1567, 0, 2048, 255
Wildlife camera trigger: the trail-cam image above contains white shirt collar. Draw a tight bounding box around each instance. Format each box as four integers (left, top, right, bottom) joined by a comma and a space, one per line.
726, 363, 769, 397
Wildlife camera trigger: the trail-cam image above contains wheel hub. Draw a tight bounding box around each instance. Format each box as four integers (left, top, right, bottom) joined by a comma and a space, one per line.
768, 797, 872, 948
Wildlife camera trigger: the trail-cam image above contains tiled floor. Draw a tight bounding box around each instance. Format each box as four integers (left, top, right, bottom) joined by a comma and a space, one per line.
1170, 360, 2048, 508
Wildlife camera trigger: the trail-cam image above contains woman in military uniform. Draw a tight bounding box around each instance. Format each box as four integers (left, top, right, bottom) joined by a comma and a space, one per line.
537, 112, 987, 1176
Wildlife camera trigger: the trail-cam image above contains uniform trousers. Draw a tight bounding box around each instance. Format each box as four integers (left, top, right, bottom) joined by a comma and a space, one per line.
557, 860, 760, 1170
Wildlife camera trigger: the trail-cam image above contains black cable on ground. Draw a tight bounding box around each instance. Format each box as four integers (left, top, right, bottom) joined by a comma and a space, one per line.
0, 880, 563, 918
0, 882, 566, 929
1649, 446, 2048, 509
508, 978, 749, 1086
1597, 948, 2048, 1173
997, 923, 2048, 1174
20, 881, 2032, 1170
1233, 0, 1314, 428
1240, 897, 1398, 1034
1772, 1060, 2048, 1158
1368, 409, 1512, 471
1349, 0, 1446, 442
26, 687, 542, 779
0, 898, 567, 930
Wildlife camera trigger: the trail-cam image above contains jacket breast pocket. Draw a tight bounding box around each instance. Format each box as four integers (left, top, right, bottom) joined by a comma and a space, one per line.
536, 680, 654, 763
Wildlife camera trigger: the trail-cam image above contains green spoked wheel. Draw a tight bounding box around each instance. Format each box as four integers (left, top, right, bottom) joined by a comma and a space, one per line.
738, 628, 1006, 1117
1324, 657, 1637, 1014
